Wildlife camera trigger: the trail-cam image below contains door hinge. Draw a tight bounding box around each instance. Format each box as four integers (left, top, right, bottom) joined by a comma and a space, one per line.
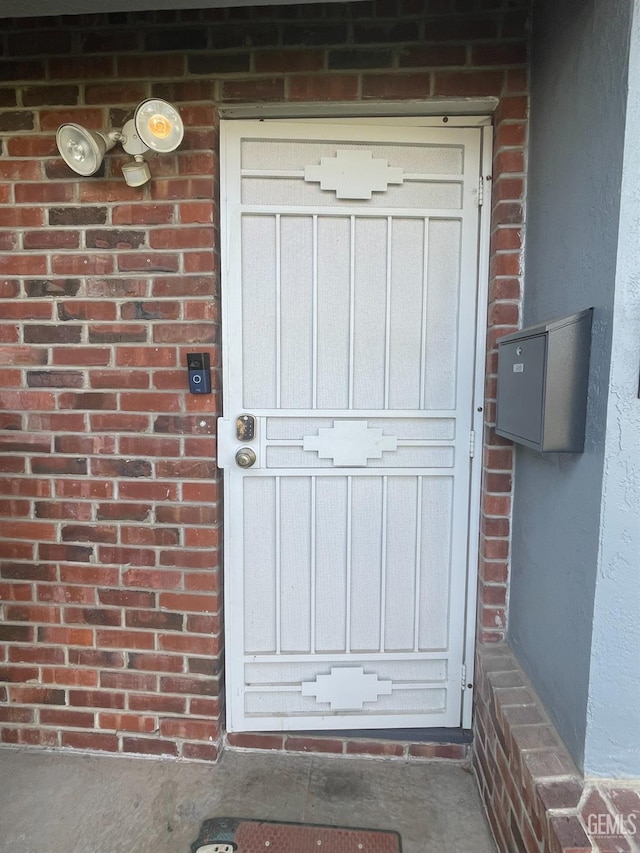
461, 664, 467, 690
469, 429, 476, 458
478, 176, 484, 207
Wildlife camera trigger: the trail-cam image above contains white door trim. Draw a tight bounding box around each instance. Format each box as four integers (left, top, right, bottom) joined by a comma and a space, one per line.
219, 100, 497, 122
461, 122, 493, 729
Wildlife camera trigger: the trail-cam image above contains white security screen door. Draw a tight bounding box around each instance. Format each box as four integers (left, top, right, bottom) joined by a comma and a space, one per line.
218, 119, 484, 732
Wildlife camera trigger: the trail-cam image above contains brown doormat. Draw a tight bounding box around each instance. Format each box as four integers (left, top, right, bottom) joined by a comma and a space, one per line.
191, 817, 402, 853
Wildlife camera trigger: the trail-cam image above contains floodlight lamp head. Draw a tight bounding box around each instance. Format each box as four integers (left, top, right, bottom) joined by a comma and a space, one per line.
56, 124, 116, 177
134, 98, 184, 153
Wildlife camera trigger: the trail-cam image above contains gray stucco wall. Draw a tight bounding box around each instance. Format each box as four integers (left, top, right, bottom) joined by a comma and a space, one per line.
508, 0, 632, 769
583, 1, 640, 778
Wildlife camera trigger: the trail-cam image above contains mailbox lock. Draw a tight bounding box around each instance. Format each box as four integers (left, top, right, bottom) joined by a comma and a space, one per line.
235, 447, 256, 468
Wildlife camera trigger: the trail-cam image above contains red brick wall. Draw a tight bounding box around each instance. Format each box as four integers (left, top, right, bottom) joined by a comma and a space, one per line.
0, 0, 528, 759
474, 645, 640, 853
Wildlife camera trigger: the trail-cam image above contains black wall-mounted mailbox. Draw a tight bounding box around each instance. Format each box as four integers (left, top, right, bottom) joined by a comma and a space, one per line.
496, 308, 593, 452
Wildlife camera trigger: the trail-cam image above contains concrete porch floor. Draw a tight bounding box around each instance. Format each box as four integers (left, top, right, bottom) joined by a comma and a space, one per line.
0, 746, 496, 852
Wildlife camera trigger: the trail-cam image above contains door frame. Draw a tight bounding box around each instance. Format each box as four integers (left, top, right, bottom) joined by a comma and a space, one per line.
218, 111, 493, 731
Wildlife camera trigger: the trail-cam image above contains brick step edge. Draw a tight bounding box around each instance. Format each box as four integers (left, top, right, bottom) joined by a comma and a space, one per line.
224, 731, 470, 762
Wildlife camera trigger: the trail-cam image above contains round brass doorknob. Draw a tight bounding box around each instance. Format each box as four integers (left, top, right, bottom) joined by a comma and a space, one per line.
235, 447, 256, 468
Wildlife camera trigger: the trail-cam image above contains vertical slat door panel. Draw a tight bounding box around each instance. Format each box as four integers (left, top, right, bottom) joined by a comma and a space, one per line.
314, 477, 349, 654
388, 218, 427, 409
220, 120, 483, 731
384, 476, 420, 652
241, 215, 277, 410
419, 475, 454, 651
243, 477, 277, 654
316, 217, 351, 410
279, 476, 313, 654
280, 216, 314, 410
424, 219, 462, 409
352, 217, 388, 410
349, 476, 384, 654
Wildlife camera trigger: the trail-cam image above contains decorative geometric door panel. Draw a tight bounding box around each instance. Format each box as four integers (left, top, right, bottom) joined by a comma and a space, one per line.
218, 120, 485, 732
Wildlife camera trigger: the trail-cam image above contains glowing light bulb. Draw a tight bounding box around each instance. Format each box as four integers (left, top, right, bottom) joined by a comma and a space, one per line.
147, 113, 172, 140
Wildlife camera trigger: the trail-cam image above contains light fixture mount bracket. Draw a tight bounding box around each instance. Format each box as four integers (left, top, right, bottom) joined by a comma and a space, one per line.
119, 119, 149, 157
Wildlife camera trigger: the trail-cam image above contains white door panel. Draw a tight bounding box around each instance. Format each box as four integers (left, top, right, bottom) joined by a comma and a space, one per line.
219, 120, 483, 732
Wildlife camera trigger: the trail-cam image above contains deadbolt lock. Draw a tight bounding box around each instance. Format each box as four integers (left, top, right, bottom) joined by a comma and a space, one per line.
235, 447, 256, 468
236, 413, 256, 441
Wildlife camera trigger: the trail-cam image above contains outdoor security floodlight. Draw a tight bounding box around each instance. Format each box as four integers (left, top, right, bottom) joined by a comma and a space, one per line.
56, 98, 184, 187
55, 124, 117, 177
